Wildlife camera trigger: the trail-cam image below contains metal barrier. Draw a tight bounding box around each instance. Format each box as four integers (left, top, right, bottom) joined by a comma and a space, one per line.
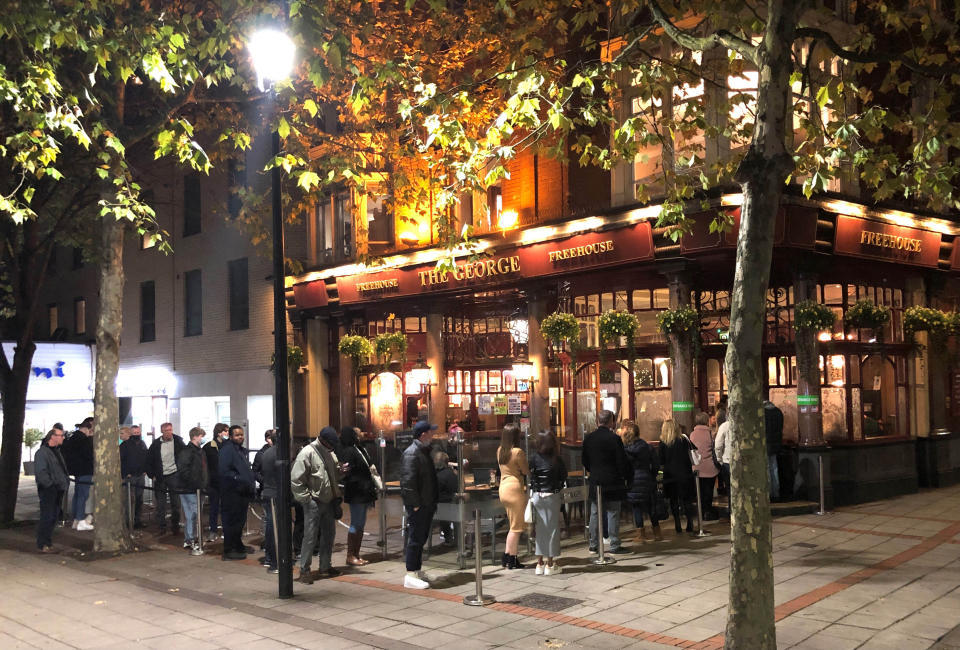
591, 485, 616, 566
693, 471, 710, 538
378, 432, 388, 560
463, 508, 495, 606
816, 455, 828, 516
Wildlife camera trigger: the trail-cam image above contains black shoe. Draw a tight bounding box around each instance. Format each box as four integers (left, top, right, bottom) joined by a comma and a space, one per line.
588, 546, 598, 553
326, 567, 342, 578
244, 545, 256, 554
508, 555, 525, 569
501, 552, 509, 568
258, 555, 268, 565
610, 546, 631, 554
266, 566, 279, 574
222, 551, 246, 560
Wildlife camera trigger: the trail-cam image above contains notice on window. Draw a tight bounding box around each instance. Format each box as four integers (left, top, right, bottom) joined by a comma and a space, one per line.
494, 394, 508, 415
478, 394, 492, 415
507, 394, 522, 415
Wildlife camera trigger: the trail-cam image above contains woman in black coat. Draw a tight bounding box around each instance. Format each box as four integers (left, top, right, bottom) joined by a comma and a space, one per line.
658, 419, 697, 534
620, 420, 662, 542
339, 426, 377, 566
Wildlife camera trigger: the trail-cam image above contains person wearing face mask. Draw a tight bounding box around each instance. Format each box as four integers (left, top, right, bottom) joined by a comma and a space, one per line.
203, 423, 229, 541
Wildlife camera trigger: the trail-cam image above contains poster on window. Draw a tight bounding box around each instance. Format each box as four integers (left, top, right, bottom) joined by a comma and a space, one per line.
494, 394, 508, 415
478, 394, 492, 415
507, 394, 522, 415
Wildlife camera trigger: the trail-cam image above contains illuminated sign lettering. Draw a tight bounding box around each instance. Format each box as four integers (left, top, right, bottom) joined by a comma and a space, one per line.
548, 240, 615, 263
418, 256, 520, 286
859, 230, 922, 253
356, 278, 399, 293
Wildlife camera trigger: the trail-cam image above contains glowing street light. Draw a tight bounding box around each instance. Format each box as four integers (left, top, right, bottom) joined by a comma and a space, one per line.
249, 28, 296, 92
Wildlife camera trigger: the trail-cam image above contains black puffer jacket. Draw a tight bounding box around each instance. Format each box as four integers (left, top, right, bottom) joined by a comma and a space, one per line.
625, 439, 659, 506
341, 444, 377, 504
582, 426, 632, 501
119, 435, 147, 477
528, 452, 567, 493
400, 438, 438, 509
176, 443, 208, 491
62, 431, 94, 476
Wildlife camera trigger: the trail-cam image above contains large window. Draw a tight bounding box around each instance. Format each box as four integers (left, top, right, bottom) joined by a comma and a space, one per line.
572, 287, 668, 348
140, 281, 156, 342
183, 174, 202, 237
184, 269, 202, 336
227, 258, 249, 331
48, 304, 58, 336
74, 298, 86, 336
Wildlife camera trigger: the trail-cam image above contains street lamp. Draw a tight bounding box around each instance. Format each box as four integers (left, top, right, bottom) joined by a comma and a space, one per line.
411, 352, 435, 418
250, 25, 296, 600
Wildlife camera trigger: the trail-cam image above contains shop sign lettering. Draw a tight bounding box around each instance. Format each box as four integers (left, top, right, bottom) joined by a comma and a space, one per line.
418, 255, 520, 287
357, 278, 399, 293
859, 230, 922, 253
33, 361, 65, 378
548, 240, 614, 263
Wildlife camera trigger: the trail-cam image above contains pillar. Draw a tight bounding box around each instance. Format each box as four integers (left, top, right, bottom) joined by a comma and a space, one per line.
304, 318, 330, 437
906, 277, 930, 437
666, 271, 695, 434
528, 298, 551, 435
793, 272, 824, 447
337, 318, 356, 428
425, 313, 447, 427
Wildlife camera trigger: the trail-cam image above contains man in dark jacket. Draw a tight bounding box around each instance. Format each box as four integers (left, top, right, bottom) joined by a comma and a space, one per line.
764, 400, 784, 502
146, 423, 185, 534
252, 430, 275, 500
119, 424, 148, 528
35, 429, 69, 551
203, 423, 228, 540
260, 442, 279, 573
582, 410, 632, 554
176, 427, 208, 554
399, 420, 439, 589
62, 417, 95, 530
219, 425, 256, 560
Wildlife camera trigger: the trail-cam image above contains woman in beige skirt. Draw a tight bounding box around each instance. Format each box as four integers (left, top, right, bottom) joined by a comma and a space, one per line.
497, 423, 529, 569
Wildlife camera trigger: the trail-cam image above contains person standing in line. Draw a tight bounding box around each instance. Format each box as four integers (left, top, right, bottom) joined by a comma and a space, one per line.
582, 410, 632, 554
621, 420, 662, 542
714, 417, 733, 515
399, 420, 439, 589
433, 450, 458, 546
203, 423, 228, 541
252, 430, 275, 501
176, 427, 208, 554
35, 429, 69, 552
497, 423, 529, 569
659, 419, 697, 534
259, 436, 279, 574
219, 425, 255, 560
528, 430, 567, 575
147, 422, 184, 535
690, 411, 720, 520
119, 424, 148, 529
714, 396, 729, 496
764, 400, 784, 502
62, 417, 95, 530
291, 427, 343, 584
340, 426, 377, 566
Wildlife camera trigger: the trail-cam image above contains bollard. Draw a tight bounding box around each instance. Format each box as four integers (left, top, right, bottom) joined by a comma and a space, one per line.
126, 481, 134, 532
270, 497, 279, 568
463, 509, 495, 606
816, 455, 827, 516
693, 471, 710, 538
456, 431, 466, 570
378, 432, 388, 560
192, 489, 204, 556
591, 485, 616, 566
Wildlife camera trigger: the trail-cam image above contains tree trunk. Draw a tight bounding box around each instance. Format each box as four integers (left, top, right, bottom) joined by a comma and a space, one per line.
92, 217, 131, 553
0, 343, 34, 522
725, 2, 804, 647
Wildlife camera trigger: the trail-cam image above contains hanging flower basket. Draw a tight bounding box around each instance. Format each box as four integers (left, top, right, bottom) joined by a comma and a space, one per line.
270, 344, 305, 376
793, 300, 836, 332
338, 334, 373, 374
656, 306, 700, 337
598, 310, 638, 365
844, 299, 890, 331
373, 331, 408, 371
540, 311, 580, 369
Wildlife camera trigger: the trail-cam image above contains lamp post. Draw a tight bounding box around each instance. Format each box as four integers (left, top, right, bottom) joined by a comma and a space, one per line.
411, 352, 434, 418
250, 26, 296, 600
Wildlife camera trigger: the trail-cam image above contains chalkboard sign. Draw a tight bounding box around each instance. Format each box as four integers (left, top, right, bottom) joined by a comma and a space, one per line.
395, 429, 415, 452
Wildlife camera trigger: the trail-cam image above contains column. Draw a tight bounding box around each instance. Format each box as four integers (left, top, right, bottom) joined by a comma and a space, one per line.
793, 272, 824, 447
337, 318, 356, 428
425, 313, 447, 427
528, 298, 551, 435
304, 318, 330, 436
905, 278, 930, 438
666, 271, 695, 434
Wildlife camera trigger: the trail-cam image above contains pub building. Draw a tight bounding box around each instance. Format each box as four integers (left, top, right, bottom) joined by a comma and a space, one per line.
286, 168, 960, 508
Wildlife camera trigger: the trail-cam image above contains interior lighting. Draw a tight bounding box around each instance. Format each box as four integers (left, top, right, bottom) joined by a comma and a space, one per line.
818, 331, 832, 342
512, 360, 535, 383
399, 229, 419, 245
498, 209, 519, 231
411, 353, 432, 388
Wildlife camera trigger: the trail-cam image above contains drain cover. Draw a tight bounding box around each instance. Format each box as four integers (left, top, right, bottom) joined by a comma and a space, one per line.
504, 592, 584, 612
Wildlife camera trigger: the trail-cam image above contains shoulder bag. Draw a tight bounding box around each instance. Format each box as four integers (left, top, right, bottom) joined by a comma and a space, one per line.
358, 445, 384, 493
682, 434, 701, 467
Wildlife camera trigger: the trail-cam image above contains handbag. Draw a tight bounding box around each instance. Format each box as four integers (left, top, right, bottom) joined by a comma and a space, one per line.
523, 497, 534, 524
653, 480, 669, 521
359, 445, 384, 493
683, 434, 702, 467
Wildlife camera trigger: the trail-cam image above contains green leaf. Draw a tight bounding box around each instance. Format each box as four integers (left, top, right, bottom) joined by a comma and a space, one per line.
277, 117, 290, 140
303, 98, 318, 117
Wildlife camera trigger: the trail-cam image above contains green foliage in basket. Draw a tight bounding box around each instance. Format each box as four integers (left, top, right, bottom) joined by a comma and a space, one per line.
903, 306, 959, 340
540, 311, 580, 346
598, 310, 639, 345
270, 344, 305, 376
338, 334, 373, 372
844, 299, 890, 331
656, 305, 700, 336
793, 300, 836, 331
373, 331, 408, 370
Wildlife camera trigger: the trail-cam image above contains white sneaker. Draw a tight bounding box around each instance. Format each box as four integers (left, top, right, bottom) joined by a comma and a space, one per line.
602, 537, 610, 547
544, 564, 562, 576
535, 563, 545, 575
71, 520, 78, 530
403, 573, 430, 589
84, 515, 94, 525
76, 520, 94, 531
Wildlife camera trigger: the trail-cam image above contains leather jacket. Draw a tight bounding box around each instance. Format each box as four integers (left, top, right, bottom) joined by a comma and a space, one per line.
400, 438, 438, 509
528, 452, 567, 494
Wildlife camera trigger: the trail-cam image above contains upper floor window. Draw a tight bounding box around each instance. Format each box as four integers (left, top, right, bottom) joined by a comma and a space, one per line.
48, 304, 58, 336
74, 298, 86, 335
227, 258, 249, 331
183, 174, 202, 237
140, 281, 156, 343
184, 269, 202, 336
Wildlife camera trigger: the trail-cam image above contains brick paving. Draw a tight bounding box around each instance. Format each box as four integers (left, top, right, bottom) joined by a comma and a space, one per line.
3, 476, 960, 649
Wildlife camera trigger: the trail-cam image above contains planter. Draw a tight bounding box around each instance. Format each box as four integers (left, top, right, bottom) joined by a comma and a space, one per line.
23, 461, 35, 476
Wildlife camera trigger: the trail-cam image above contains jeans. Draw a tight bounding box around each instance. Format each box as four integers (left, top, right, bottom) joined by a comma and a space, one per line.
72, 475, 92, 521
37, 487, 63, 549
154, 474, 181, 530
179, 493, 199, 543
123, 475, 145, 526
293, 501, 304, 555
404, 505, 435, 571
348, 501, 369, 534
588, 498, 621, 551
263, 499, 276, 568
721, 463, 731, 512
300, 499, 336, 572
768, 453, 780, 500
207, 485, 220, 533
221, 489, 249, 554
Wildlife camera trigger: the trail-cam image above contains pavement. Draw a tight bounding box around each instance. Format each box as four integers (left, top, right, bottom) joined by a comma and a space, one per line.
3, 476, 960, 649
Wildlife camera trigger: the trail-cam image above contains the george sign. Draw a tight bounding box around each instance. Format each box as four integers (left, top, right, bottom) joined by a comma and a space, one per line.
834, 215, 941, 267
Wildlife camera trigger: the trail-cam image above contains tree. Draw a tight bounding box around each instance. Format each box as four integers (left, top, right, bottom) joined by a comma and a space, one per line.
0, 0, 270, 550
289, 1, 959, 645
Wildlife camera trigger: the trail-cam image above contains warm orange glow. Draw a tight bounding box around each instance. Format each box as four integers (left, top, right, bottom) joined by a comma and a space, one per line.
498, 209, 519, 230
818, 331, 831, 342
399, 229, 419, 245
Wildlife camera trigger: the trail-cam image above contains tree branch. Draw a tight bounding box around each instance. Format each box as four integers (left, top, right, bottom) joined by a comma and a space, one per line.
648, 0, 758, 65
795, 26, 950, 77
